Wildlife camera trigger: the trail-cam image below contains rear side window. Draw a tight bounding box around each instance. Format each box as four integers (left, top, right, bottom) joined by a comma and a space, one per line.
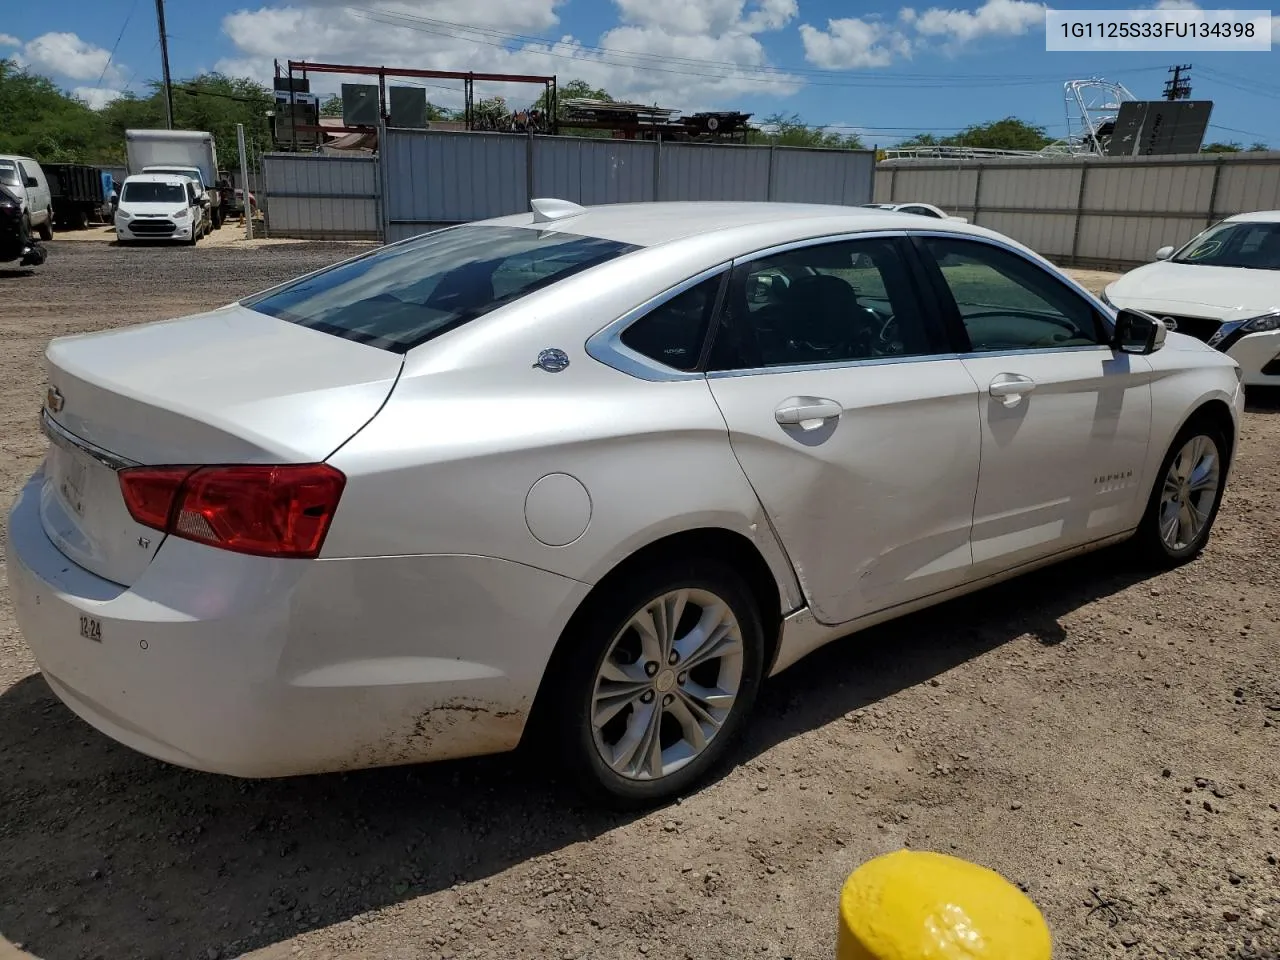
619, 275, 722, 371
244, 225, 639, 353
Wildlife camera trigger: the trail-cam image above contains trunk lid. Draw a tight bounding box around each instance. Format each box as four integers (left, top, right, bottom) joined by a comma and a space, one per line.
40, 304, 402, 585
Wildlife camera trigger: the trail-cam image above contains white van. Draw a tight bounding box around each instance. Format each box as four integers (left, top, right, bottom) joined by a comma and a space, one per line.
115, 174, 205, 246
0, 155, 54, 240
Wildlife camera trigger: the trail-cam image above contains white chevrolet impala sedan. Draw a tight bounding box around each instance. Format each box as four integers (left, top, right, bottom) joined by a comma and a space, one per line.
9, 200, 1245, 805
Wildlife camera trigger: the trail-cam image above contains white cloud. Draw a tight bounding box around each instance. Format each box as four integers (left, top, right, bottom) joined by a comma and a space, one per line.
1153, 0, 1199, 8
21, 32, 124, 84
0, 33, 22, 48
800, 18, 911, 69
801, 0, 1043, 69
907, 0, 1045, 43
72, 86, 125, 109
217, 0, 802, 111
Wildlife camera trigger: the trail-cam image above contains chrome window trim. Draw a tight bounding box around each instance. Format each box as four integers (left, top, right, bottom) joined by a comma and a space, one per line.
585, 263, 730, 383
705, 344, 1112, 380
588, 226, 1118, 382
40, 409, 139, 472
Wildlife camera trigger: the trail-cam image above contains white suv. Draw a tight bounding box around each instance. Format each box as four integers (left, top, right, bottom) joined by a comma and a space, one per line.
115, 174, 204, 246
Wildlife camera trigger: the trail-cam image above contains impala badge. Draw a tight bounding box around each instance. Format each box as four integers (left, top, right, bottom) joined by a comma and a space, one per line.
534, 348, 570, 373
46, 386, 64, 413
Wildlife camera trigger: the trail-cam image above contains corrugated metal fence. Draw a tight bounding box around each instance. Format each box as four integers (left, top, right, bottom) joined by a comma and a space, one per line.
261, 153, 380, 240
380, 129, 875, 242
876, 152, 1280, 268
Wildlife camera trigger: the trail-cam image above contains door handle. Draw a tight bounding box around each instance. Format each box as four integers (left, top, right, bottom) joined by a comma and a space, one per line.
988, 375, 1037, 405
774, 397, 843, 428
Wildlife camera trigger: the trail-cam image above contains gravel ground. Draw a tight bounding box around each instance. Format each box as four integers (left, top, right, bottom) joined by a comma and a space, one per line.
1, 240, 1278, 960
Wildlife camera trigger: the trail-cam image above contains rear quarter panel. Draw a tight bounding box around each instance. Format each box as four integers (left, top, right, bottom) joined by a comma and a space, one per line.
323, 245, 803, 611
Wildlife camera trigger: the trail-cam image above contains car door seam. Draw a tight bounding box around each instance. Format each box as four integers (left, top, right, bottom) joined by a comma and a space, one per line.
699, 376, 808, 617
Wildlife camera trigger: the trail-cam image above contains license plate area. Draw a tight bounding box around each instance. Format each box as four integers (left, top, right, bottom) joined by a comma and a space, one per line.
52, 447, 90, 517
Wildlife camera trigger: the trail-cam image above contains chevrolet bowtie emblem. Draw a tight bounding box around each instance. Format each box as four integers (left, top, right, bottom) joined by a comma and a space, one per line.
46, 386, 64, 413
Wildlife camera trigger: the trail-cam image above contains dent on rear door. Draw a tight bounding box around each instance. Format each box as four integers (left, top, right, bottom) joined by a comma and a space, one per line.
707, 359, 981, 626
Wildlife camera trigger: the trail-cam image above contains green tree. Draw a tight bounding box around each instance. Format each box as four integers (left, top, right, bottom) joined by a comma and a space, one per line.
945, 117, 1049, 151
895, 132, 942, 148
100, 72, 275, 171
748, 112, 865, 150
1247, 141, 1269, 152
1201, 141, 1242, 153
0, 59, 115, 162
319, 93, 343, 117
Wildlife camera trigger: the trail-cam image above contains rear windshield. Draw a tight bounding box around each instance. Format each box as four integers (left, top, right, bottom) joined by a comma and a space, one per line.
123, 182, 186, 204
243, 225, 639, 352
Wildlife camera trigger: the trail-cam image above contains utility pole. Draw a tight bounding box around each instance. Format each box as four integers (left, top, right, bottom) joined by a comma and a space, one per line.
155, 0, 175, 128
1163, 64, 1192, 101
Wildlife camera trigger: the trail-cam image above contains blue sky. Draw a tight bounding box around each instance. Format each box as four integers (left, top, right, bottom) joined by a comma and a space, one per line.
2, 0, 1276, 146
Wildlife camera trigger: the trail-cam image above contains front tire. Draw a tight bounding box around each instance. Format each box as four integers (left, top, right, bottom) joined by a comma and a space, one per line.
1134, 419, 1228, 566
547, 560, 765, 808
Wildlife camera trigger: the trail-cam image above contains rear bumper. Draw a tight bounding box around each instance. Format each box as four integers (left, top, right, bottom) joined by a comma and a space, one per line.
8, 472, 589, 777
1225, 329, 1280, 387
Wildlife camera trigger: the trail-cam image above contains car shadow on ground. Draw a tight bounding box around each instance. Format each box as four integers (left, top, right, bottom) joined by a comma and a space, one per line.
1245, 387, 1280, 413
0, 547, 1158, 959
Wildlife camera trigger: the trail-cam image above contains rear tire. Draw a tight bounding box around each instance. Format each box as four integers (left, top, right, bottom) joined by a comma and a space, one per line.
1134, 418, 1228, 567
37, 210, 53, 241
211, 208, 223, 230
545, 559, 765, 808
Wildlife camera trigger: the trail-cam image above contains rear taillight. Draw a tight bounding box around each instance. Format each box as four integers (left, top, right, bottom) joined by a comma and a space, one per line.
119, 463, 346, 559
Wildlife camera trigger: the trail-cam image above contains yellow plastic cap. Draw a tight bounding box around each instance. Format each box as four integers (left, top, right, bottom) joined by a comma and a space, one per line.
837, 850, 1053, 960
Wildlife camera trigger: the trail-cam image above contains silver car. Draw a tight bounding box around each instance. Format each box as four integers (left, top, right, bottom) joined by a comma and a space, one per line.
8, 199, 1243, 806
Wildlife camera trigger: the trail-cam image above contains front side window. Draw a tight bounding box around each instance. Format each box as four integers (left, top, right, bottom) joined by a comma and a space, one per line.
1173, 221, 1280, 270
243, 225, 638, 353
902, 205, 942, 218
122, 182, 187, 204
618, 275, 722, 371
708, 237, 937, 371
921, 237, 1103, 352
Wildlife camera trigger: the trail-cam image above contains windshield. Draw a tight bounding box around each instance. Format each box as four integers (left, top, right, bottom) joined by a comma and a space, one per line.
122, 182, 187, 204
1172, 221, 1280, 270
0, 161, 20, 187
243, 225, 639, 353
148, 167, 203, 185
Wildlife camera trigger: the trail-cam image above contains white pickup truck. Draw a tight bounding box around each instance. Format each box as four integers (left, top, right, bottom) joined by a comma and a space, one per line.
125, 129, 224, 231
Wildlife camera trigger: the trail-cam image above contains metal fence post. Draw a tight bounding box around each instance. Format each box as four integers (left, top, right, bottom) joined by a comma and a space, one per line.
526, 129, 536, 206
767, 145, 777, 201
377, 121, 389, 243
972, 164, 984, 224
1069, 162, 1090, 263
653, 135, 663, 202
261, 154, 270, 239
1206, 156, 1225, 227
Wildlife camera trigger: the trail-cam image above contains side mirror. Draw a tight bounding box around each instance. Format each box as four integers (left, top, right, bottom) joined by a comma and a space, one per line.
1154, 245, 1174, 260
25, 176, 38, 188
1114, 308, 1167, 355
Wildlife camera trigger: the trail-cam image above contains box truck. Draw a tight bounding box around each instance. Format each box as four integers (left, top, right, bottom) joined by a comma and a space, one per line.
125, 129, 224, 230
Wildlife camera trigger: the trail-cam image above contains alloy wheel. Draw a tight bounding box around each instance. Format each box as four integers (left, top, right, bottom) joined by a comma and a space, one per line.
590, 588, 744, 781
1158, 434, 1221, 551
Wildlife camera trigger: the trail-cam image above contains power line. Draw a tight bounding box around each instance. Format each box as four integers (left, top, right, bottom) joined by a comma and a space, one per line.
344, 7, 1168, 91
92, 0, 139, 93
